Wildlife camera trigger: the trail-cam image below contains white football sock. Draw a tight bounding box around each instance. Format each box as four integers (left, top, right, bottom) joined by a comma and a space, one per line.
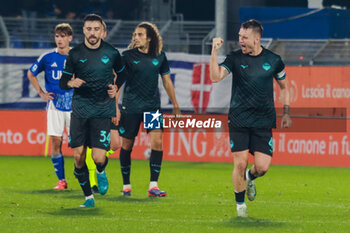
123, 184, 131, 190
149, 181, 158, 189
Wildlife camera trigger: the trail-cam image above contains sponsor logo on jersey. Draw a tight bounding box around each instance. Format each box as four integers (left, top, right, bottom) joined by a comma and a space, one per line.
133, 60, 140, 64
262, 62, 271, 71
152, 59, 159, 66
101, 56, 110, 64
240, 65, 248, 69
51, 62, 58, 67
79, 59, 87, 63
52, 70, 62, 80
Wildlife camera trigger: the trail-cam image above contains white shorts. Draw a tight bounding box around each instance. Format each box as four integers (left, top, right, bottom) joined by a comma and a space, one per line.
47, 101, 71, 137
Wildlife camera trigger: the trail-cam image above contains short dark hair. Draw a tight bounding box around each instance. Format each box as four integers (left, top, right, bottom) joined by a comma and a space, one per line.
241, 19, 263, 37
83, 14, 104, 25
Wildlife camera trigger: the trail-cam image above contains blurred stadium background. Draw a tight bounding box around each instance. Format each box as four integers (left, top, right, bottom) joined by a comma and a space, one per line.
2, 0, 350, 62
1, 1, 350, 232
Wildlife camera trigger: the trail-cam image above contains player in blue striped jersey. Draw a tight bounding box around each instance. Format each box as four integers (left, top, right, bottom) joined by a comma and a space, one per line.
27, 23, 73, 190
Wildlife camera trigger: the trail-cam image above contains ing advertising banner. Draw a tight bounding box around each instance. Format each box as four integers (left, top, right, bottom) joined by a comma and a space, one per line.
1, 110, 350, 167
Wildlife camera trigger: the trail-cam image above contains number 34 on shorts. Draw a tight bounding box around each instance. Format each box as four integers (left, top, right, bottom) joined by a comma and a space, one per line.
99, 130, 110, 148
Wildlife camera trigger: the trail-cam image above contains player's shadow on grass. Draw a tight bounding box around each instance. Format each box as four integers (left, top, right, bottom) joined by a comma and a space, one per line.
10, 189, 84, 199
19, 189, 72, 194
222, 217, 288, 229
106, 195, 164, 203
47, 207, 101, 216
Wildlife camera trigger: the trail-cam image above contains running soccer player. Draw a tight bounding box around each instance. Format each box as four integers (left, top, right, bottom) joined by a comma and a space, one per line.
116, 22, 180, 197
59, 14, 124, 208
209, 19, 292, 217
27, 23, 73, 190
85, 20, 122, 194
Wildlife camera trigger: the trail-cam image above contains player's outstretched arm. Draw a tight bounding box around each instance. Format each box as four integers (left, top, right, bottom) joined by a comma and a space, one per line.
162, 74, 180, 115
210, 37, 229, 83
277, 78, 292, 128
27, 70, 54, 102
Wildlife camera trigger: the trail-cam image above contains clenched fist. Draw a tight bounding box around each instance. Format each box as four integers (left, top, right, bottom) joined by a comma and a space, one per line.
212, 37, 224, 51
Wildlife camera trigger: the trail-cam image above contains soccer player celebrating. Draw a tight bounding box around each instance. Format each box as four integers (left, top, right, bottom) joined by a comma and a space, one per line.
59, 14, 124, 207
209, 19, 292, 217
116, 22, 180, 197
85, 20, 122, 194
27, 23, 73, 190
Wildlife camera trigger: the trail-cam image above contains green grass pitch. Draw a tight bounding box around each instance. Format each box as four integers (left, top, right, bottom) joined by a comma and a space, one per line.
0, 155, 350, 233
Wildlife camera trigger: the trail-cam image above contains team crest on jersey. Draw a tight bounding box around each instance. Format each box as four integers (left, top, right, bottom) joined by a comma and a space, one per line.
101, 56, 110, 64
262, 62, 271, 71
152, 59, 159, 66
119, 127, 125, 134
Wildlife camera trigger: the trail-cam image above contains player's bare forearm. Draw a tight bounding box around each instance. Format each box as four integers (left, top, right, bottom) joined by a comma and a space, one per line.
210, 50, 221, 82
162, 74, 180, 114
210, 37, 228, 82
112, 83, 120, 125
27, 70, 44, 95
277, 78, 290, 106
210, 61, 229, 83
277, 78, 292, 128
115, 87, 121, 102
114, 87, 121, 124
27, 70, 53, 102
